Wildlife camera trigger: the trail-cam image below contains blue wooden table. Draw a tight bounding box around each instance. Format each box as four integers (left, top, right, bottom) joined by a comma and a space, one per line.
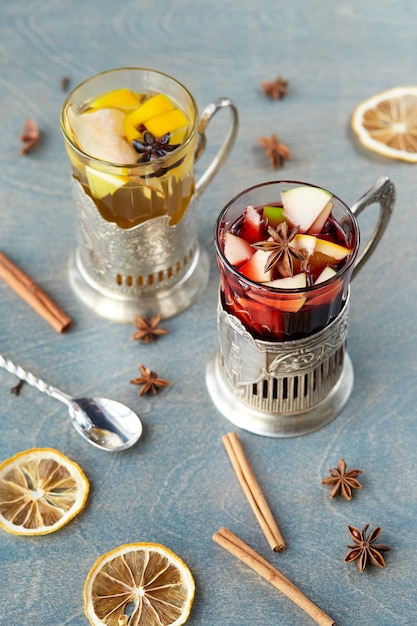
1, 2, 416, 625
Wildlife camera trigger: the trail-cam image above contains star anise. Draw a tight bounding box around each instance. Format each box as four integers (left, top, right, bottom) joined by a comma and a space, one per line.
131, 314, 169, 343
130, 364, 170, 397
20, 117, 40, 154
60, 75, 70, 92
321, 458, 363, 499
344, 524, 390, 573
258, 134, 291, 168
251, 222, 307, 277
133, 131, 180, 163
10, 379, 25, 396
261, 76, 288, 100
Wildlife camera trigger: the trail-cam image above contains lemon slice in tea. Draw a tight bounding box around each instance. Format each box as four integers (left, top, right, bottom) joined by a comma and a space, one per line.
85, 166, 131, 199
84, 542, 195, 626
0, 448, 89, 536
351, 86, 417, 162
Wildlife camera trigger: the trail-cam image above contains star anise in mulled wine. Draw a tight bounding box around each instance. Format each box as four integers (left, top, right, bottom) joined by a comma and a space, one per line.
321, 458, 363, 500
133, 131, 180, 163
344, 524, 390, 573
251, 221, 307, 277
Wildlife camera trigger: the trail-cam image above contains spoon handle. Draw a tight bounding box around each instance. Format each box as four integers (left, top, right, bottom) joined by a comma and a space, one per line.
0, 354, 71, 405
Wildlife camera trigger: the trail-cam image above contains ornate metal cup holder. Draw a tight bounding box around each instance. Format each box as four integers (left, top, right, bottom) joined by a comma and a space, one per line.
206, 176, 396, 436
68, 179, 209, 322
206, 297, 354, 437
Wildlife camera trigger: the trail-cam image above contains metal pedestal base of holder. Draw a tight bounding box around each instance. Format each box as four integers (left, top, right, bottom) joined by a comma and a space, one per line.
206, 300, 354, 437
69, 246, 209, 323
68, 179, 209, 322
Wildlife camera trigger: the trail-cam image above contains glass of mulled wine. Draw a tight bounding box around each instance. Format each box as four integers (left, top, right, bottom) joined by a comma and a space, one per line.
206, 178, 395, 437
60, 68, 238, 322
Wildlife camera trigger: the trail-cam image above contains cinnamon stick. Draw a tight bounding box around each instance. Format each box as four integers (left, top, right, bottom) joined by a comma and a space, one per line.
213, 527, 334, 626
0, 251, 72, 333
222, 431, 285, 551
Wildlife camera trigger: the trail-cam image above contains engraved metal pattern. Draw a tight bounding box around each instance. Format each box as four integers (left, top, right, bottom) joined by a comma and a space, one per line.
72, 179, 198, 297
217, 298, 350, 415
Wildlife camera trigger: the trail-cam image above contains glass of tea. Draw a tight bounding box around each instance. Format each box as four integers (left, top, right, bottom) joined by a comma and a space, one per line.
60, 68, 238, 321
206, 178, 395, 437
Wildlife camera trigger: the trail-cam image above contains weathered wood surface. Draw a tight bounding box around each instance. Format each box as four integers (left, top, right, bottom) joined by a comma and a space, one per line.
0, 2, 416, 624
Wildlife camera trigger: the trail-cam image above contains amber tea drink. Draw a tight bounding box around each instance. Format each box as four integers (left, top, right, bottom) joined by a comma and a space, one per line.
61, 68, 238, 321
63, 81, 194, 229
206, 179, 395, 437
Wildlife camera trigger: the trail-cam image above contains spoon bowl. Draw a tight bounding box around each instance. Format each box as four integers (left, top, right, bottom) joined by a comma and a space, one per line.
69, 396, 142, 451
0, 355, 143, 452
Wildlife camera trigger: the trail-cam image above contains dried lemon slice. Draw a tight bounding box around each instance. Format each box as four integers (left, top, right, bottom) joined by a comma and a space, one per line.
351, 86, 417, 162
0, 448, 89, 536
84, 542, 195, 626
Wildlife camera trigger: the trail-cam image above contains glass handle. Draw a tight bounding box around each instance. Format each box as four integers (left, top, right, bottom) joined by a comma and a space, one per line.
350, 175, 396, 279
194, 97, 239, 199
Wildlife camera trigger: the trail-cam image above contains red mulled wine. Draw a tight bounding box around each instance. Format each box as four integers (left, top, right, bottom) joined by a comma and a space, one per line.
215, 183, 358, 341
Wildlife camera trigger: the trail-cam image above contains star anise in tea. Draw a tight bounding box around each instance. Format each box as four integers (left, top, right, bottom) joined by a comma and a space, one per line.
133, 131, 180, 163
261, 76, 288, 100
131, 315, 169, 344
322, 458, 363, 500
130, 364, 170, 397
258, 134, 291, 168
344, 524, 390, 573
251, 222, 307, 277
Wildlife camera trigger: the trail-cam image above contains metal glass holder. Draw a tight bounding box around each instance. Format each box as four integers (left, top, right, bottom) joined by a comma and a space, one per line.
206, 296, 353, 437
68, 179, 209, 322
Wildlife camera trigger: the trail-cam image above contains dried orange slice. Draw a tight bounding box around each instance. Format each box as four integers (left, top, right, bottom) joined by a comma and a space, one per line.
0, 448, 89, 536
351, 86, 417, 162
84, 542, 195, 626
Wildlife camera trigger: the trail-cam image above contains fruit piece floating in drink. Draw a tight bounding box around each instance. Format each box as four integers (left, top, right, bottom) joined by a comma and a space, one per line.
217, 185, 356, 341
62, 87, 194, 228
